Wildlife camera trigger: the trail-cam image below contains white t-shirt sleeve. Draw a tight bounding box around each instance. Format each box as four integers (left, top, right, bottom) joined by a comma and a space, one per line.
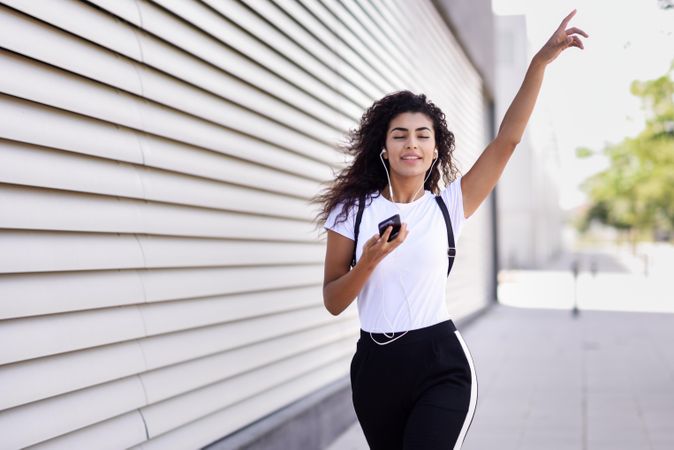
323, 201, 355, 241
440, 175, 467, 241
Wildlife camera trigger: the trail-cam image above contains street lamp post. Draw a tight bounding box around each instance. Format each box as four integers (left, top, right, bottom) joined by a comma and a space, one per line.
571, 256, 580, 318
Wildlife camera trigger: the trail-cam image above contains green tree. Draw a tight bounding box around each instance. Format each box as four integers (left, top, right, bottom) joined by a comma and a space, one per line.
578, 59, 674, 246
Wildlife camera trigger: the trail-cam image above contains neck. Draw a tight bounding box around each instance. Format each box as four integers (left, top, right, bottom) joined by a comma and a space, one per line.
382, 177, 426, 203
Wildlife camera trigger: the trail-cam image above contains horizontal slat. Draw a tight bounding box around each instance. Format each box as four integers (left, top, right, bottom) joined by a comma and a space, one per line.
139, 316, 358, 404
0, 185, 320, 238
134, 0, 357, 129
0, 270, 321, 320
1, 289, 336, 364
10, 356, 351, 450
141, 0, 373, 111
139, 304, 349, 370
0, 331, 354, 448
139, 286, 325, 336
230, 0, 372, 113
139, 339, 353, 438
354, 0, 449, 107
138, 265, 324, 313
339, 0, 423, 88
0, 141, 318, 220
0, 140, 145, 198
382, 0, 481, 136
143, 264, 323, 301
0, 270, 145, 320
0, 51, 339, 166
0, 98, 144, 164
26, 411, 147, 450
270, 0, 394, 95
0, 1, 346, 145
0, 315, 356, 410
132, 357, 350, 449
0, 341, 146, 410
0, 376, 147, 450
0, 307, 147, 365
0, 1, 493, 449
414, 1, 482, 112
315, 0, 414, 89
0, 230, 324, 274
0, 4, 143, 94
0, 231, 144, 274
138, 235, 324, 269
0, 0, 143, 59
0, 95, 333, 184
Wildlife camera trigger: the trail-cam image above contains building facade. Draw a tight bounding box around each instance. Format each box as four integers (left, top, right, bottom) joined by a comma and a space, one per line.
0, 1, 495, 448
494, 13, 563, 270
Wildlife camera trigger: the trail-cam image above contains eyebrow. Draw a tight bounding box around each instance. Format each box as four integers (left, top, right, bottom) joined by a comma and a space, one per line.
390, 127, 432, 133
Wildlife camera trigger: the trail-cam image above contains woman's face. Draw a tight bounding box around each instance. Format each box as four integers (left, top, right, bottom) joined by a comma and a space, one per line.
383, 112, 436, 177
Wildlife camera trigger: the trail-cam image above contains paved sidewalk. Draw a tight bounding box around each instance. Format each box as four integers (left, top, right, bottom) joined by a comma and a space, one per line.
326, 303, 674, 450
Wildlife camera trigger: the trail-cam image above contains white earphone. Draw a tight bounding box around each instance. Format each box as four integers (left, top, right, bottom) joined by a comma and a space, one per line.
370, 147, 440, 345
379, 148, 439, 203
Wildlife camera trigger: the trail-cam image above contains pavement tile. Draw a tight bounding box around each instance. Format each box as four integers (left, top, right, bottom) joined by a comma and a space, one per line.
325, 303, 674, 450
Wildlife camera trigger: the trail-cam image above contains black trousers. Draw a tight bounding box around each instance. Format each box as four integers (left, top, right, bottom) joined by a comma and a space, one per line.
350, 319, 478, 449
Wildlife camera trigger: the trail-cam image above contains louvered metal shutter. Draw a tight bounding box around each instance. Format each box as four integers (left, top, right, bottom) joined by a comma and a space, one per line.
0, 1, 492, 448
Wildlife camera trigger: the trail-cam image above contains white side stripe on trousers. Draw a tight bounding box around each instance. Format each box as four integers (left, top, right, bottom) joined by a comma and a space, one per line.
453, 330, 478, 450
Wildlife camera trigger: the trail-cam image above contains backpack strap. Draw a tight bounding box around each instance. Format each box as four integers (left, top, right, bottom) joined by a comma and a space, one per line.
350, 194, 366, 269
435, 195, 456, 277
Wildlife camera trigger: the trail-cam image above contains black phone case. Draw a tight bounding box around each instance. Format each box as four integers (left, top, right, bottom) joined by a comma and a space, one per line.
378, 214, 401, 242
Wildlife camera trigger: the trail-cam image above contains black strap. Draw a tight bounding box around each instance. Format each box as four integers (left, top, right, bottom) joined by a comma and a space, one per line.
435, 195, 456, 277
350, 194, 366, 268
350, 193, 456, 277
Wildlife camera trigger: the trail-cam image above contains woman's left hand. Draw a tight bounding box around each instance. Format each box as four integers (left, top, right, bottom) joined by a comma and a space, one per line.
535, 9, 589, 66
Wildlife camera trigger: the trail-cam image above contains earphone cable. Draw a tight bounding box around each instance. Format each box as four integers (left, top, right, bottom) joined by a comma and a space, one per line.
369, 148, 438, 346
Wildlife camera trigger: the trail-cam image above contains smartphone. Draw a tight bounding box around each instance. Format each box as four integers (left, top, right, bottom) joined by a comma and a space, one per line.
378, 214, 401, 242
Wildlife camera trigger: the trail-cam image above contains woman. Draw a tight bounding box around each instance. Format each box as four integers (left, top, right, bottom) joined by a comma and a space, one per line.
314, 10, 588, 449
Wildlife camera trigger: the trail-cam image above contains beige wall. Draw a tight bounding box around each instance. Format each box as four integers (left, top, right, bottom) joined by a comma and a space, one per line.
0, 1, 494, 448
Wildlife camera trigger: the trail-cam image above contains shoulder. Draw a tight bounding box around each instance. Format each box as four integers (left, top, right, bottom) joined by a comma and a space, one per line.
439, 175, 463, 200
324, 192, 377, 239
438, 175, 467, 221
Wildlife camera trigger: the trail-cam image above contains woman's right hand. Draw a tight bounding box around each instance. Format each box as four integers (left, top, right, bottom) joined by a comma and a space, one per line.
359, 223, 409, 269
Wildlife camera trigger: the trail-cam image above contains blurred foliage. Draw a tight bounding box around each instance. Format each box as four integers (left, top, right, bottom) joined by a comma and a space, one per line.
578, 58, 674, 241
575, 146, 594, 158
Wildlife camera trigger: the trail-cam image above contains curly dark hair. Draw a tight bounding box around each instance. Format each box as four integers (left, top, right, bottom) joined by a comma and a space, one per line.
311, 90, 461, 234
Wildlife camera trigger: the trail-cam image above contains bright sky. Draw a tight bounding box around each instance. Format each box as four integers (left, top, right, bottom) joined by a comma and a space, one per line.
492, 0, 674, 210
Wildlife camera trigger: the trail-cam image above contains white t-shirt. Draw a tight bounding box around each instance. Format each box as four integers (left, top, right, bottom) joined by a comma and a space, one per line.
323, 176, 467, 333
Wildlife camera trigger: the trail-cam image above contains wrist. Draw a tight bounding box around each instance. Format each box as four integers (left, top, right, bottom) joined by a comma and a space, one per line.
531, 52, 549, 69
355, 258, 377, 274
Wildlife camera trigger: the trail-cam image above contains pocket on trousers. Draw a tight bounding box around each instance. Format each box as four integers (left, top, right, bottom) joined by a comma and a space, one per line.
430, 334, 465, 370
350, 343, 370, 387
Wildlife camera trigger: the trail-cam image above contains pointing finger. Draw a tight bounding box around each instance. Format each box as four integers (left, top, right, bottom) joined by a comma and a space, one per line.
559, 9, 576, 29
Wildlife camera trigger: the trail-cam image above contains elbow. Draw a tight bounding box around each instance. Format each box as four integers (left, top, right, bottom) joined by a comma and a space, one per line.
324, 302, 342, 317
495, 133, 520, 149
322, 290, 340, 316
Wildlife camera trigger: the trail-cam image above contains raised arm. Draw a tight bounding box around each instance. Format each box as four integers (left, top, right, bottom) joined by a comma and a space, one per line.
461, 9, 589, 219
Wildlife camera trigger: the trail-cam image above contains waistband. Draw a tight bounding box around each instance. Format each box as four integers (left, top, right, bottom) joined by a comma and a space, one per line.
359, 319, 457, 347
